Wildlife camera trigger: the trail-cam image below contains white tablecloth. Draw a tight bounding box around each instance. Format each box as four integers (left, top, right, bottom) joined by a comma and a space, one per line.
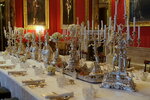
0, 54, 150, 100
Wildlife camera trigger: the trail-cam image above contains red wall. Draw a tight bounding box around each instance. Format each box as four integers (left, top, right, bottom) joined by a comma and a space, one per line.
15, 0, 85, 35
111, 0, 150, 48
15, 0, 150, 48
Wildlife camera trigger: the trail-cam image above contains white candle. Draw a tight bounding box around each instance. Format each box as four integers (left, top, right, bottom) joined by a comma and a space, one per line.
84, 26, 86, 39
98, 25, 100, 42
87, 20, 90, 30
138, 26, 140, 39
8, 21, 11, 27
133, 17, 136, 32
127, 18, 130, 40
92, 20, 94, 30
101, 20, 103, 30
114, 16, 116, 32
104, 25, 106, 39
84, 27, 86, 49
92, 20, 94, 37
87, 20, 90, 39
109, 17, 112, 31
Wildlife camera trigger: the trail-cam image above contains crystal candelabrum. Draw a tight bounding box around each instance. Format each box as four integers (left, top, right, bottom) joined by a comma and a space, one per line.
37, 33, 42, 61
30, 34, 38, 60
101, 0, 140, 92
4, 22, 14, 54
41, 32, 53, 64
62, 23, 106, 83
24, 32, 32, 59
4, 23, 25, 56
50, 32, 63, 66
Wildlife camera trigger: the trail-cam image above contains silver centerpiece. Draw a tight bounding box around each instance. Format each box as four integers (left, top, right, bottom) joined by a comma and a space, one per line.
101, 25, 136, 92
63, 24, 106, 83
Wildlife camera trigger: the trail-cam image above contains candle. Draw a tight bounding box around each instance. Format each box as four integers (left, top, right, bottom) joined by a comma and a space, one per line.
87, 20, 90, 31
138, 26, 140, 40
133, 17, 136, 32
84, 27, 87, 49
101, 20, 103, 30
109, 17, 112, 31
92, 20, 94, 30
98, 25, 100, 42
87, 20, 90, 39
84, 27, 86, 41
92, 20, 94, 38
127, 18, 130, 40
8, 21, 11, 27
104, 25, 106, 39
114, 16, 116, 32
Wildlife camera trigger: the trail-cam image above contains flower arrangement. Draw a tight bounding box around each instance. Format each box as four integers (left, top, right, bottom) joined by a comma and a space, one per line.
24, 32, 32, 40
68, 24, 80, 37
50, 32, 63, 42
46, 65, 56, 75
17, 28, 24, 35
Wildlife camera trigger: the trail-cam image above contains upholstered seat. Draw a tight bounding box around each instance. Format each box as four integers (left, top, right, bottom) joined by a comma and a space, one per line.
4, 97, 19, 100
0, 87, 11, 99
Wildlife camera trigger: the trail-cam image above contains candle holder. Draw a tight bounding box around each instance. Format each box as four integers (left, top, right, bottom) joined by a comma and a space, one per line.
30, 34, 39, 60
100, 15, 140, 91
4, 23, 13, 54
50, 32, 63, 66
41, 32, 53, 64
24, 32, 32, 59
38, 34, 43, 62
17, 28, 25, 56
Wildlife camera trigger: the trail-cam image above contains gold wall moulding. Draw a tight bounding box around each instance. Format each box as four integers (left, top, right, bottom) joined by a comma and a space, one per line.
127, 0, 150, 26
23, 0, 49, 29
60, 0, 76, 29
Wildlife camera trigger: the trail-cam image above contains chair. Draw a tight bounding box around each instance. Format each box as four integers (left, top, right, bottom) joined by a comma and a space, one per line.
4, 97, 19, 100
0, 87, 11, 99
144, 60, 150, 72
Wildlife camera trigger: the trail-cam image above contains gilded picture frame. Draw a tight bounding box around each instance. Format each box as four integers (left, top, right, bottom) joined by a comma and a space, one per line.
23, 0, 49, 29
61, 0, 76, 29
127, 0, 150, 26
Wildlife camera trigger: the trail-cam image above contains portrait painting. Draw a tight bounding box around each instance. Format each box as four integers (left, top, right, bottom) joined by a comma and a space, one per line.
24, 0, 49, 29
128, 0, 150, 26
61, 0, 75, 29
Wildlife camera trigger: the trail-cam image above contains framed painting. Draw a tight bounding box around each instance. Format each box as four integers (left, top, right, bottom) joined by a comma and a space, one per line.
61, 0, 75, 29
23, 0, 49, 29
127, 0, 150, 26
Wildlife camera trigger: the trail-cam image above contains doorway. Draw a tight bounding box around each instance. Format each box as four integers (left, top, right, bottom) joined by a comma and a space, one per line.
99, 7, 107, 27
0, 1, 7, 51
